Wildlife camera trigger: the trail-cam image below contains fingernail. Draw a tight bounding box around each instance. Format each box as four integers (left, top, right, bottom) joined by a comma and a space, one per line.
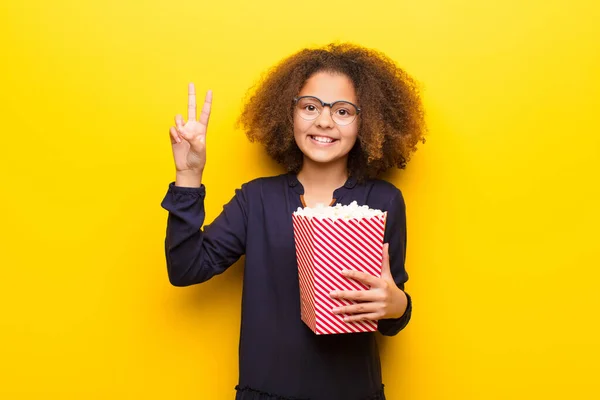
332, 307, 339, 313
330, 291, 337, 297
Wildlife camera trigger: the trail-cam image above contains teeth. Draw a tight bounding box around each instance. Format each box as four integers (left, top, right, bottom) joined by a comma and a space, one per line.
312, 136, 334, 143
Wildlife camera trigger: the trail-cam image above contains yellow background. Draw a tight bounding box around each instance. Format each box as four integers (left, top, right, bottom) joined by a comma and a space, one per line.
1, 0, 599, 398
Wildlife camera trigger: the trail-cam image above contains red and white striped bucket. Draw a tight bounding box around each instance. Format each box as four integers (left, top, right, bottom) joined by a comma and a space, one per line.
291, 212, 387, 335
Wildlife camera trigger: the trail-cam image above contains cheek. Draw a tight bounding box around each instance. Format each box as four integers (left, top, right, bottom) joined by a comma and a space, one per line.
292, 120, 305, 148
341, 127, 359, 146
293, 117, 311, 138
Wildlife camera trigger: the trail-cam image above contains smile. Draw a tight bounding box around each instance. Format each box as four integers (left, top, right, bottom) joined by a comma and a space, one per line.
309, 135, 338, 145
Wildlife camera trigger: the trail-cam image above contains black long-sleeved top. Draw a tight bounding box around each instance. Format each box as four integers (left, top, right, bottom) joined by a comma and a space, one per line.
160, 173, 412, 400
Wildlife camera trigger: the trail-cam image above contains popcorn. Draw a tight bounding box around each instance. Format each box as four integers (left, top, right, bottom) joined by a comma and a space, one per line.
292, 202, 387, 335
293, 201, 385, 220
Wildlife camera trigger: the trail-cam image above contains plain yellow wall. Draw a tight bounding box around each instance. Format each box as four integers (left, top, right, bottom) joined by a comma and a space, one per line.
1, 0, 599, 398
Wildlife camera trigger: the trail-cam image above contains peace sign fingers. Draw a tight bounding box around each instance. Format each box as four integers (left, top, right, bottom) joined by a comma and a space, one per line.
199, 89, 213, 127
188, 82, 197, 122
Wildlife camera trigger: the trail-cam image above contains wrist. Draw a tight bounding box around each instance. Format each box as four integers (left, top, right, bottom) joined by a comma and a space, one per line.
391, 288, 408, 319
175, 170, 203, 188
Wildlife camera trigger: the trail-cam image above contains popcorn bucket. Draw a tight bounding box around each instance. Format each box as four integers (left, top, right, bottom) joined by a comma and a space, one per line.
291, 203, 387, 335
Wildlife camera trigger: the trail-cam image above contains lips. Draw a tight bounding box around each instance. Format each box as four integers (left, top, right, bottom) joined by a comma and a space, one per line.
309, 135, 338, 144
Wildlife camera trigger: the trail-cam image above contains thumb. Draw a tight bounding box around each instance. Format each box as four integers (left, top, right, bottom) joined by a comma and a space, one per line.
178, 126, 206, 150
381, 243, 393, 280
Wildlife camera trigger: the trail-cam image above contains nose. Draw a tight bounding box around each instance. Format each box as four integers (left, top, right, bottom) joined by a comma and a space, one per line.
314, 106, 335, 129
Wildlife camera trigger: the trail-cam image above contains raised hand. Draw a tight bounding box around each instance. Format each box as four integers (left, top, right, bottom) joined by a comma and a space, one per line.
169, 83, 212, 185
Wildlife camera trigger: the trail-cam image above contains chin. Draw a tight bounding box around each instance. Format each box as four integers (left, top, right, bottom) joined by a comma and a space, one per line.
305, 156, 336, 164
302, 151, 346, 165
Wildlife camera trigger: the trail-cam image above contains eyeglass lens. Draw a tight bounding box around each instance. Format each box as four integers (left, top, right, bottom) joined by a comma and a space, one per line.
296, 96, 357, 125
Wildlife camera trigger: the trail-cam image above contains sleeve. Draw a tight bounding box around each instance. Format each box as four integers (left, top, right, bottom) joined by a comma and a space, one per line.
377, 189, 413, 336
159, 181, 248, 287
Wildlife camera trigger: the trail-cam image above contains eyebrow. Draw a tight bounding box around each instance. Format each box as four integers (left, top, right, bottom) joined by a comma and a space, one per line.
299, 95, 358, 104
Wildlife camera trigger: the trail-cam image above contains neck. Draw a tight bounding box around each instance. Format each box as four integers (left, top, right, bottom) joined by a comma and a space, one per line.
297, 156, 349, 192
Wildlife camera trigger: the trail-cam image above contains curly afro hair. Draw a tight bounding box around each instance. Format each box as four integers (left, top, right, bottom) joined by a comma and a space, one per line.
237, 42, 426, 183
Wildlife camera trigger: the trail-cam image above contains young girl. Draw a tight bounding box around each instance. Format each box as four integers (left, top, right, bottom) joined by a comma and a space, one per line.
161, 43, 426, 400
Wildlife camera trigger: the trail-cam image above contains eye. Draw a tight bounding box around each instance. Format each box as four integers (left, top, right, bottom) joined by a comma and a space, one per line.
335, 108, 353, 117
296, 97, 321, 115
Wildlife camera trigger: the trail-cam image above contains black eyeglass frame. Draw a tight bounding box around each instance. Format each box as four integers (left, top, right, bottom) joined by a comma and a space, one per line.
292, 95, 361, 125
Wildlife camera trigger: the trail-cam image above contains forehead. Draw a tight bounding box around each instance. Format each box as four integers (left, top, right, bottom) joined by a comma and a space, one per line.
298, 71, 357, 103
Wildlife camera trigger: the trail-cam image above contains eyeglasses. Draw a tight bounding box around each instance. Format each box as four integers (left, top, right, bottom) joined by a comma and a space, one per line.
293, 96, 361, 126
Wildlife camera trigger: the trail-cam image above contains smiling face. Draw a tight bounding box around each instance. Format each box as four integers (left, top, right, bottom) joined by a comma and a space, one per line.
293, 71, 359, 167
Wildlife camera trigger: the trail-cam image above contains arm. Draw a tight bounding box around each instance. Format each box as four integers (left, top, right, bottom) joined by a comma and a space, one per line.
160, 181, 248, 287
329, 189, 413, 333
377, 189, 413, 336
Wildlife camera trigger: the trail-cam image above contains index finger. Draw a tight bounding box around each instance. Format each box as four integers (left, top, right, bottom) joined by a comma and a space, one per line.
188, 82, 196, 121
342, 270, 381, 288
